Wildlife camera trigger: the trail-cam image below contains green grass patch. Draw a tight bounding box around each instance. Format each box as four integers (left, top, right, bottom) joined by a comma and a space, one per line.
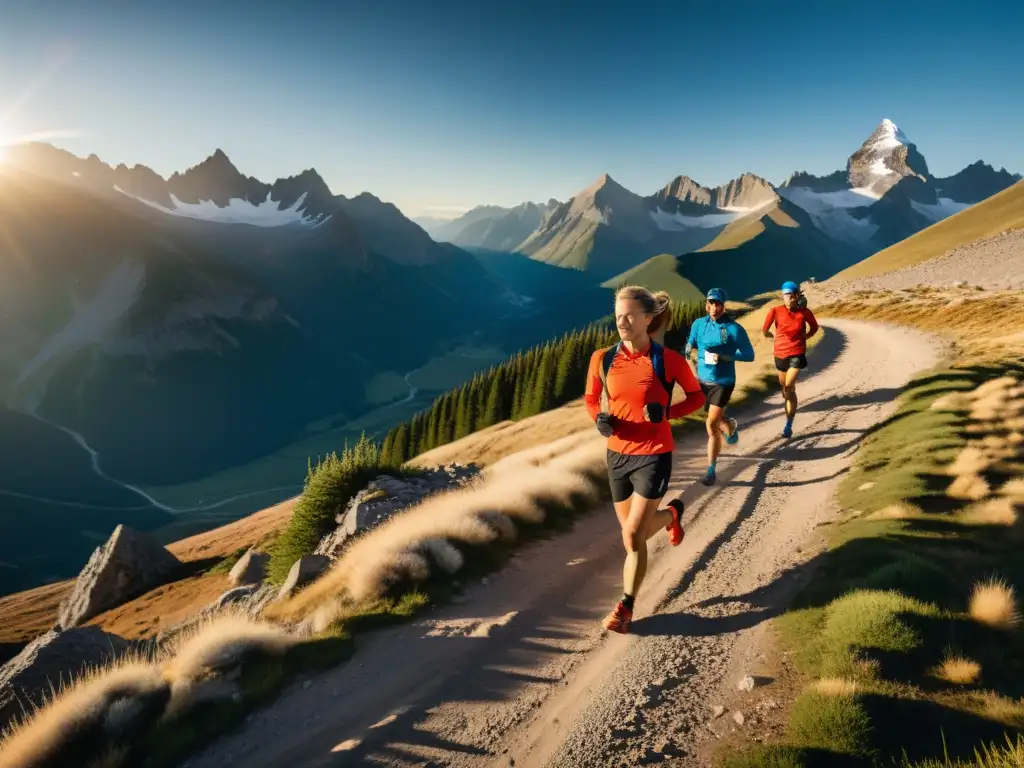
787, 690, 875, 756
202, 547, 249, 576
717, 359, 1024, 767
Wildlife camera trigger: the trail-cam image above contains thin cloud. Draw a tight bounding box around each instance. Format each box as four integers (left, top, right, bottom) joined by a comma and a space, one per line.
2, 128, 84, 146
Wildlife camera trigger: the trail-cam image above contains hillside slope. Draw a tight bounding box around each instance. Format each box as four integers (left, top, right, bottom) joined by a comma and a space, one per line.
674, 198, 861, 299
601, 253, 706, 303
835, 179, 1024, 279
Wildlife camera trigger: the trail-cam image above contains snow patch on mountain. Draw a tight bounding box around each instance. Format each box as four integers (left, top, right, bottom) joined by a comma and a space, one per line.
777, 186, 879, 244
869, 118, 909, 152
649, 208, 740, 231
911, 198, 972, 222
115, 187, 325, 227
778, 186, 879, 212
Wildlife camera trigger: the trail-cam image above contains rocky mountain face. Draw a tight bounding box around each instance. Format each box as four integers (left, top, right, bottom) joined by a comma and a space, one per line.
846, 118, 931, 194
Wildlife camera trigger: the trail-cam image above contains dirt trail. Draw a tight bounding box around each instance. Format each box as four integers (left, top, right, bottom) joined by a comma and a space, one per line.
187, 319, 944, 768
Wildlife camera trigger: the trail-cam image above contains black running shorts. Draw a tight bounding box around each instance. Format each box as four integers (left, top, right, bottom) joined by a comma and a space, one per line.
774, 354, 808, 372
606, 450, 673, 503
699, 381, 735, 409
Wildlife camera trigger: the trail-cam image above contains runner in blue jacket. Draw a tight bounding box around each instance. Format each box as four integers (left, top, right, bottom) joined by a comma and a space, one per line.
685, 288, 756, 485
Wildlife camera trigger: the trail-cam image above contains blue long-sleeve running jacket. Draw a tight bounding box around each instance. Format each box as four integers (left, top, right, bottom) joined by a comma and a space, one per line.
684, 314, 756, 385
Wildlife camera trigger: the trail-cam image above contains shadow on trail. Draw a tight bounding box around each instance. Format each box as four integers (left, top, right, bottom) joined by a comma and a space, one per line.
316, 604, 601, 765
643, 459, 779, 623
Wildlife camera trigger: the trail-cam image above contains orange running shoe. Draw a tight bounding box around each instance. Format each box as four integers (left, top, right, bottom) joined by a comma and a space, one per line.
602, 601, 633, 633
665, 498, 685, 546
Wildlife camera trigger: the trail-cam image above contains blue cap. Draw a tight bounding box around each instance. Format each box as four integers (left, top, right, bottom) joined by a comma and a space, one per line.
706, 287, 727, 303
781, 281, 800, 295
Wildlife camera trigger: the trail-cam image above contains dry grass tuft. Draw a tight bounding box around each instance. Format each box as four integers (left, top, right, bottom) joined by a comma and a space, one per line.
272, 434, 604, 631
0, 662, 169, 768
961, 498, 1020, 527
969, 577, 1022, 630
947, 473, 992, 501
935, 654, 981, 685
868, 502, 923, 521
998, 478, 1024, 502
947, 446, 994, 477
161, 614, 293, 715
974, 377, 1019, 398
814, 677, 859, 697
931, 392, 973, 412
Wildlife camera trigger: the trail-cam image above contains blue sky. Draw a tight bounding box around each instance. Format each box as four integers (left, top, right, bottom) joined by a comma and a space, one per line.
1, 0, 1020, 218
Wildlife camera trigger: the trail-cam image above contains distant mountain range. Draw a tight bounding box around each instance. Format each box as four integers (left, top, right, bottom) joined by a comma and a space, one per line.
0, 143, 515, 492
417, 119, 1021, 292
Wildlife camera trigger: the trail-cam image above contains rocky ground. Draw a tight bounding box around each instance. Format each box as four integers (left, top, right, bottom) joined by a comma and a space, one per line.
807, 229, 1024, 304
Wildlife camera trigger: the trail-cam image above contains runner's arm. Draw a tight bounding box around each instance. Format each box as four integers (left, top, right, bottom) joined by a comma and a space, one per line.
804, 308, 820, 339
761, 307, 776, 337
665, 352, 707, 419
584, 349, 605, 420
730, 324, 756, 362
684, 321, 698, 357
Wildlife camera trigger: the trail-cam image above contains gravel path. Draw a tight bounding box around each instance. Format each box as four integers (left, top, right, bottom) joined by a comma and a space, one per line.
186, 319, 944, 768
807, 229, 1024, 304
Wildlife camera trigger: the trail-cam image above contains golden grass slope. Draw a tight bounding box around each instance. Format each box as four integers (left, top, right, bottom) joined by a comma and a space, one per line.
836, 179, 1024, 280
600, 253, 705, 304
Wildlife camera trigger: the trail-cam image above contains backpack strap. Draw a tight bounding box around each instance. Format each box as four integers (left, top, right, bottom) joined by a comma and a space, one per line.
599, 343, 620, 412
649, 341, 674, 398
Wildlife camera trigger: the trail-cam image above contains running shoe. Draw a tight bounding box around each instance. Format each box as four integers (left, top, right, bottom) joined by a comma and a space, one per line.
725, 417, 740, 445
665, 498, 685, 546
602, 601, 633, 633
782, 423, 793, 439
701, 467, 717, 486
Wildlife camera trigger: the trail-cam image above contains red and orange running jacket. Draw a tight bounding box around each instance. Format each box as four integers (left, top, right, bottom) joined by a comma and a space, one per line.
584, 343, 706, 456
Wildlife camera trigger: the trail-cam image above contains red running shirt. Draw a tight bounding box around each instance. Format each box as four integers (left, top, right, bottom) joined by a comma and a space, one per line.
762, 305, 819, 358
584, 343, 706, 456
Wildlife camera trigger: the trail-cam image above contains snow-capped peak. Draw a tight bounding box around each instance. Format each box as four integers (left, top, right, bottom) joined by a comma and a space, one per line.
868, 118, 911, 152
846, 118, 929, 195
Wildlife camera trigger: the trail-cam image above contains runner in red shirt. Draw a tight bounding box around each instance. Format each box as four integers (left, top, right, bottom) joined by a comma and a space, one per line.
584, 285, 706, 633
762, 281, 819, 438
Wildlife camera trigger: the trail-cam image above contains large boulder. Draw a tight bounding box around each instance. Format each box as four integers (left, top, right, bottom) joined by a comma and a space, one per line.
314, 464, 481, 558
227, 549, 270, 586
56, 524, 182, 629
277, 555, 331, 601
0, 627, 131, 731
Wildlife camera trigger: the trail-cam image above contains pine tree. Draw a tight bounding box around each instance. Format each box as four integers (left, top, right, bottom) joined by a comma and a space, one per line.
423, 400, 440, 453
453, 384, 471, 439
553, 331, 581, 404
529, 345, 556, 415
406, 412, 420, 458
481, 367, 505, 427
380, 429, 397, 467
392, 422, 411, 463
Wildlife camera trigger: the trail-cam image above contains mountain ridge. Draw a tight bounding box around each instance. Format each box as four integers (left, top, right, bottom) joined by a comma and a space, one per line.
438, 118, 1019, 286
